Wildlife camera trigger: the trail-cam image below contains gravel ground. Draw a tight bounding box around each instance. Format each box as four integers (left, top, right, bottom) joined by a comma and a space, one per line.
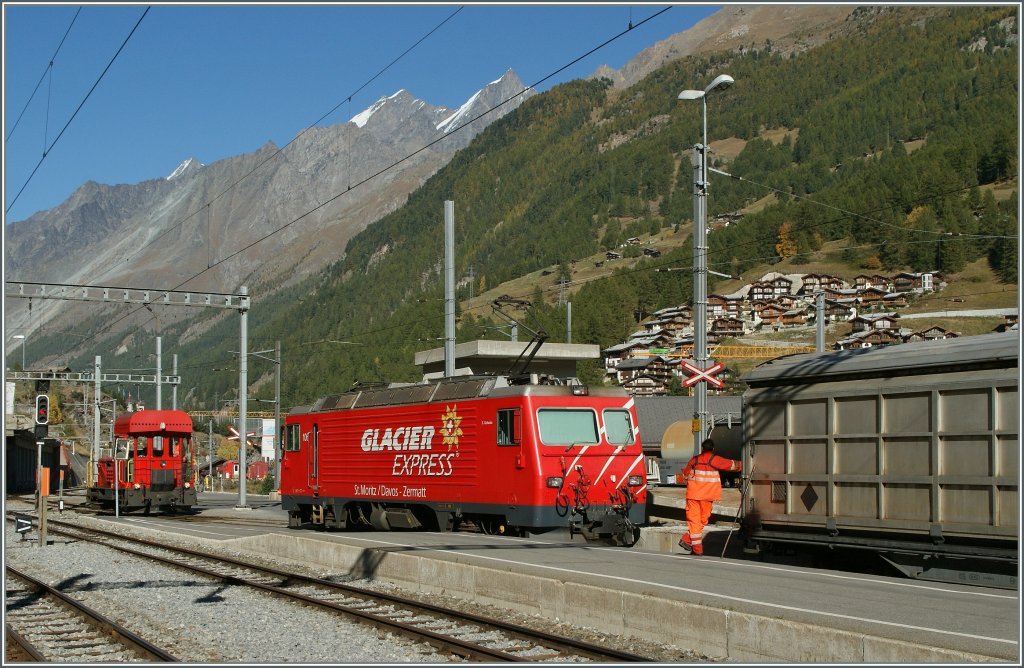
3, 509, 715, 663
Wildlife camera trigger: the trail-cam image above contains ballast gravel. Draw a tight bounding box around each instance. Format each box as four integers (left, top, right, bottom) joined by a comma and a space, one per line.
3, 509, 714, 663
4, 523, 450, 663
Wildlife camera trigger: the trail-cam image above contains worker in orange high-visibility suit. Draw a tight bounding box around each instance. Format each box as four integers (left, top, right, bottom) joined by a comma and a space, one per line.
678, 438, 742, 555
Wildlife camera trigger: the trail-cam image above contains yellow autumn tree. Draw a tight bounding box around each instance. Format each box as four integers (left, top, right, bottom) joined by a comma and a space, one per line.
775, 221, 798, 259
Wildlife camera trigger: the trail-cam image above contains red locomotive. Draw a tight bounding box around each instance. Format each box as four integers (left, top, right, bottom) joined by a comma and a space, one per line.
87, 409, 198, 514
280, 377, 647, 545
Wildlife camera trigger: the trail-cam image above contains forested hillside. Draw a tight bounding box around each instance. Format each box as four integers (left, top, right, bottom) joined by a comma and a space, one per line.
64, 6, 1018, 409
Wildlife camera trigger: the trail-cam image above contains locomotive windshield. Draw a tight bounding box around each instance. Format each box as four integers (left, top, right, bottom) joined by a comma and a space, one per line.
537, 409, 599, 446
603, 409, 635, 445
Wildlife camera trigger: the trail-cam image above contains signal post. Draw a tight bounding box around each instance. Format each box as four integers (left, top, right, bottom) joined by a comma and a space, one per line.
35, 389, 50, 546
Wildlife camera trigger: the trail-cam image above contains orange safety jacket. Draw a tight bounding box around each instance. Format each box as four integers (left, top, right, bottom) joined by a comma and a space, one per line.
681, 451, 742, 501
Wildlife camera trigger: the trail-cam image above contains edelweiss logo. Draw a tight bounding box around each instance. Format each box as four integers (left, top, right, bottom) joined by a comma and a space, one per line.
439, 405, 463, 451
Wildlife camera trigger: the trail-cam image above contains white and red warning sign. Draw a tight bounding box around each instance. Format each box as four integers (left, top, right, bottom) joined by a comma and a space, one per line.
681, 361, 725, 388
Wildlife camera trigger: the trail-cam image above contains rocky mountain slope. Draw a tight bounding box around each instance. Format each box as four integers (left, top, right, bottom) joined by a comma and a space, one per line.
4, 69, 533, 338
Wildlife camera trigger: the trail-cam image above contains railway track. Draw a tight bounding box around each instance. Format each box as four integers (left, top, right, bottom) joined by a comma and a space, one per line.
12, 516, 651, 662
4, 566, 179, 662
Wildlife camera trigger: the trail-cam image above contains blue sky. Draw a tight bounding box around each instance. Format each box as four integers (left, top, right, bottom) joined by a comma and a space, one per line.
3, 3, 720, 223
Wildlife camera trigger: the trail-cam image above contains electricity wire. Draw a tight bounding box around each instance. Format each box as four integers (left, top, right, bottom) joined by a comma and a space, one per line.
123, 6, 465, 264
6, 6, 81, 142
6, 6, 150, 215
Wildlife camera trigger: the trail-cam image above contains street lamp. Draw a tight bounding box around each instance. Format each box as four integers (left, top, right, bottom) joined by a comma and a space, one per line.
12, 334, 26, 369
677, 73, 734, 454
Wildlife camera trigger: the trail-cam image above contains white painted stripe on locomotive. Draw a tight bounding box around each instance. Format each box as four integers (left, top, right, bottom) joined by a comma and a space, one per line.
564, 445, 591, 475
591, 446, 622, 485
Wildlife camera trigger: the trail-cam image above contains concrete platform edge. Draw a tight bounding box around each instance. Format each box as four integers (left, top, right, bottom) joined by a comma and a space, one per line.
234, 532, 1005, 664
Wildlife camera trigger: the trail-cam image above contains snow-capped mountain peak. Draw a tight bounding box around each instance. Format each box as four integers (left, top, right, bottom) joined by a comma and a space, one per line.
166, 157, 204, 180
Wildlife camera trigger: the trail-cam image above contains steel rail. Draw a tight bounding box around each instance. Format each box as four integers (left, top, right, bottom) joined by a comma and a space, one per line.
39, 518, 650, 662
5, 565, 180, 662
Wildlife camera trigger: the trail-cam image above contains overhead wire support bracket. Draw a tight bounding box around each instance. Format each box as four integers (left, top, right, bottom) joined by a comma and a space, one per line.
6, 281, 246, 310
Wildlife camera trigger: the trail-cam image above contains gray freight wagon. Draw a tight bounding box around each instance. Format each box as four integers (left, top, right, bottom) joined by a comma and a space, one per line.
740, 331, 1018, 588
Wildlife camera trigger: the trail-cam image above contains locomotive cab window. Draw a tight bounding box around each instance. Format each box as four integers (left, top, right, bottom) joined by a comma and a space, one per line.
603, 409, 635, 445
285, 424, 301, 452
537, 409, 599, 446
497, 409, 521, 446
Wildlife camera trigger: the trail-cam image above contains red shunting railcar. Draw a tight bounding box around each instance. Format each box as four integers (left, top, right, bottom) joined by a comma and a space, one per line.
88, 409, 198, 514
280, 376, 647, 545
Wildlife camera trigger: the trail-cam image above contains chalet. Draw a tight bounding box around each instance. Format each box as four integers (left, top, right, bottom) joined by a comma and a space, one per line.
819, 274, 846, 291
798, 273, 829, 295
710, 292, 745, 315
881, 292, 911, 309
850, 313, 900, 333
602, 340, 652, 374
653, 305, 691, 320
643, 248, 662, 257
774, 293, 800, 310
606, 250, 622, 261
857, 286, 889, 309
748, 281, 775, 301
710, 316, 745, 338
834, 328, 903, 350
624, 237, 642, 246
823, 298, 857, 322
647, 314, 690, 336
854, 274, 891, 291
707, 294, 730, 318
770, 275, 795, 296
620, 374, 667, 397
904, 326, 958, 342
781, 308, 809, 327
615, 356, 674, 395
893, 271, 942, 293
627, 328, 675, 348
823, 286, 860, 301
758, 304, 787, 326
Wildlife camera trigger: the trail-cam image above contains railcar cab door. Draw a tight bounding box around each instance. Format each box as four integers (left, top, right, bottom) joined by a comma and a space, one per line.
306, 423, 320, 490
497, 408, 524, 467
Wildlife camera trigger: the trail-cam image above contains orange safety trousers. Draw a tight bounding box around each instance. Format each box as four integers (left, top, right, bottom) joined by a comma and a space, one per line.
684, 498, 713, 555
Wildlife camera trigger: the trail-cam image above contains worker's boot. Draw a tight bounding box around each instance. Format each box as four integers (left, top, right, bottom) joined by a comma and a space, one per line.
678, 533, 693, 554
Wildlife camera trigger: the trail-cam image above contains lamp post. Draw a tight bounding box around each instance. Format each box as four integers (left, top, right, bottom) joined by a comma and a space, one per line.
677, 74, 734, 454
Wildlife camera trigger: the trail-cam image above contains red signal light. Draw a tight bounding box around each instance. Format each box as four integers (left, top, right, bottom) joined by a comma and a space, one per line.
35, 395, 50, 425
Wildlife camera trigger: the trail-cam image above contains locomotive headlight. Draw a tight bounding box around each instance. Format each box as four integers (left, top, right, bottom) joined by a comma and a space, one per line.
627, 475, 644, 487
184, 482, 191, 489
133, 483, 142, 490
546, 476, 563, 488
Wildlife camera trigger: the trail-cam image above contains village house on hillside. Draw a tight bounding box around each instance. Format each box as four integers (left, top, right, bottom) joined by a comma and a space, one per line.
600, 267, 958, 395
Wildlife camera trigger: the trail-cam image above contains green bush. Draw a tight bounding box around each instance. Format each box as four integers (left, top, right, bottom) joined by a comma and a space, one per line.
255, 474, 276, 495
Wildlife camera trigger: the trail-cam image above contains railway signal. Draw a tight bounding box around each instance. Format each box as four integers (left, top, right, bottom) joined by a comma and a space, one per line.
227, 425, 257, 448
35, 395, 50, 424
681, 361, 725, 388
